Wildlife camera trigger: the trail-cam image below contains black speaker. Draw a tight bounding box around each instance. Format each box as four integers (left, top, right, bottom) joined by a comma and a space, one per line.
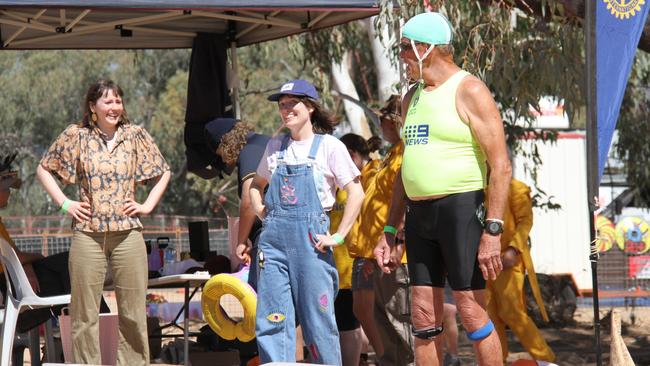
188, 221, 210, 261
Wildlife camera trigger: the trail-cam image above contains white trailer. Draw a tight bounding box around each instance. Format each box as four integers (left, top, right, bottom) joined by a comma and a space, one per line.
513, 131, 593, 292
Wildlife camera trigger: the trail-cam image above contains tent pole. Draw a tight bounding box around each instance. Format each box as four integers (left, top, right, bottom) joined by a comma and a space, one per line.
230, 40, 240, 119
585, 1, 602, 365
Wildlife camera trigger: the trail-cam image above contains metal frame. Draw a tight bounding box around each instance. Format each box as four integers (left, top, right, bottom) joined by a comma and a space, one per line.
0, 4, 382, 49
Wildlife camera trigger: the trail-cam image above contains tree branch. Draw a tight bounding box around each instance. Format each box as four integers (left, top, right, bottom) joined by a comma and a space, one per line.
478, 0, 650, 53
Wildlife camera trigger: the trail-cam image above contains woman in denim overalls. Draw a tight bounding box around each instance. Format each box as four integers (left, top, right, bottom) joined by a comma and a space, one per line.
250, 80, 364, 364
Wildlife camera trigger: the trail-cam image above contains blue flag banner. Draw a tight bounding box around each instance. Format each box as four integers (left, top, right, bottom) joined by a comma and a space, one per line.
596, 0, 649, 181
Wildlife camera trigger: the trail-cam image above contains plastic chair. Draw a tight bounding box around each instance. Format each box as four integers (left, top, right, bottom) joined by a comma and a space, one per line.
0, 238, 71, 366
0, 309, 40, 366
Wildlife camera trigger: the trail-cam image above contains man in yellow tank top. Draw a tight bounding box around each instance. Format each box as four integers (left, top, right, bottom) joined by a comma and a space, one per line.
374, 12, 512, 366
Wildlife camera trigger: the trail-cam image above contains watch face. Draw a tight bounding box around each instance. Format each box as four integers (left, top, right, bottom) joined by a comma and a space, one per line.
486, 221, 502, 235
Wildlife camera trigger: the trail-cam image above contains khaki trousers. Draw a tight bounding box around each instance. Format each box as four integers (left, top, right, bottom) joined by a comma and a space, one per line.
374, 263, 415, 366
70, 229, 149, 366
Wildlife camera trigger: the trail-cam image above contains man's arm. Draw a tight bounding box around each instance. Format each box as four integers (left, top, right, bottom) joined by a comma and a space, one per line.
374, 161, 408, 274
235, 177, 257, 263
457, 77, 512, 280
373, 88, 415, 273
237, 177, 256, 245
249, 174, 268, 220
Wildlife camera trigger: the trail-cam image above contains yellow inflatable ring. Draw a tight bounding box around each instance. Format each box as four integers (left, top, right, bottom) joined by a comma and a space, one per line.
202, 266, 257, 342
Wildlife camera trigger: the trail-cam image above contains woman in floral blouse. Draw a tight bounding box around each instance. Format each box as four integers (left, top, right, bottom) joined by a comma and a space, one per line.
37, 79, 170, 366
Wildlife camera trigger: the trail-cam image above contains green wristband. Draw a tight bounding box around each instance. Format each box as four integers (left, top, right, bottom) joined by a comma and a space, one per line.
60, 199, 72, 215
332, 233, 345, 246
383, 225, 398, 235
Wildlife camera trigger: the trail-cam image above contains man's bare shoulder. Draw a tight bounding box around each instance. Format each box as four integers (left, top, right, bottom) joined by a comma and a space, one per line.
458, 75, 491, 101
456, 75, 498, 123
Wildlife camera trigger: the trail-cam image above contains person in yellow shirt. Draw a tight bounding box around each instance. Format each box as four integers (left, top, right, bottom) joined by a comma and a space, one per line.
332, 133, 381, 366
486, 178, 555, 363
352, 95, 414, 366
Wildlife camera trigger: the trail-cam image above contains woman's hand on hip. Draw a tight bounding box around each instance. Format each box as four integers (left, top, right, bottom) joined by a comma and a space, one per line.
68, 201, 92, 221
123, 199, 153, 217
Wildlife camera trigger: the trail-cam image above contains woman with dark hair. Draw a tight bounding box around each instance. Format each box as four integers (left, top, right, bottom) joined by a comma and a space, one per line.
36, 79, 171, 365
249, 79, 364, 364
340, 134, 383, 174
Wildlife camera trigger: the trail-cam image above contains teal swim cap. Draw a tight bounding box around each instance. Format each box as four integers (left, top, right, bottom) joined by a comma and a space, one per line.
402, 12, 453, 45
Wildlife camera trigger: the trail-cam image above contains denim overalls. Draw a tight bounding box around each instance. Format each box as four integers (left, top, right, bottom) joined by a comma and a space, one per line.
255, 134, 342, 365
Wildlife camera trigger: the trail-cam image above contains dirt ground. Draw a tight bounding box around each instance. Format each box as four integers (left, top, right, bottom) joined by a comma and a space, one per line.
17, 296, 649, 365
455, 306, 650, 366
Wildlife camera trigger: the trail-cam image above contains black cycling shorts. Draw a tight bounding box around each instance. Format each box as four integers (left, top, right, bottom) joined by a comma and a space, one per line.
405, 190, 486, 290
334, 289, 360, 331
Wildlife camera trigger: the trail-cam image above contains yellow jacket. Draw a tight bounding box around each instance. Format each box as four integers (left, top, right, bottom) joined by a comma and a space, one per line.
348, 142, 406, 262
498, 179, 549, 322
331, 160, 380, 289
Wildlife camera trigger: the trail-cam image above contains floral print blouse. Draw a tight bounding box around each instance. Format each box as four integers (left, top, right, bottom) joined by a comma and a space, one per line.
41, 123, 170, 232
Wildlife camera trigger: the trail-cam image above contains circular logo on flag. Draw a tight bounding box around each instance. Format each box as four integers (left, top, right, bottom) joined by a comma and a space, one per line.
603, 0, 646, 19
615, 216, 650, 254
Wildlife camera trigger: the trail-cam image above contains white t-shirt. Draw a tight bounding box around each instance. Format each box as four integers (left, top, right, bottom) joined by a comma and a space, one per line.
256, 134, 360, 210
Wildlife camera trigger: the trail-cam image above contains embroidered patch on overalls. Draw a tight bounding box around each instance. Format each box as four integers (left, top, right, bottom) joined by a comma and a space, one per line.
266, 313, 286, 323
318, 294, 328, 312
280, 182, 298, 205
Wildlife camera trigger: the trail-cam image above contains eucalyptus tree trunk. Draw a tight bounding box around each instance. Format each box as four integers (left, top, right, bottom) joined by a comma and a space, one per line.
331, 51, 372, 138
366, 16, 401, 104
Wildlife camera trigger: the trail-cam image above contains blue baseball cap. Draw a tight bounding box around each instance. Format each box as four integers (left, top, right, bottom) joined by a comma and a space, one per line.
267, 79, 320, 101
402, 12, 453, 45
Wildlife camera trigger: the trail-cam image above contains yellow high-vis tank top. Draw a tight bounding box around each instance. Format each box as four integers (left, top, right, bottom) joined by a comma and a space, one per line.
401, 70, 487, 198
330, 160, 379, 289
347, 142, 406, 263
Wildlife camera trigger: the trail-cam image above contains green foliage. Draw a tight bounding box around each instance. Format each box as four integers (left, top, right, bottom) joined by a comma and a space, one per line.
1, 0, 648, 216
616, 53, 650, 205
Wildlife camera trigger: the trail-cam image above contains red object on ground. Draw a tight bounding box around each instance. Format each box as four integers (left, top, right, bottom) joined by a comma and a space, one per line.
510, 360, 538, 366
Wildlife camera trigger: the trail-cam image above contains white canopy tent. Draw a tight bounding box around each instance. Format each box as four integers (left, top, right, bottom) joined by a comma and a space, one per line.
0, 1, 383, 49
